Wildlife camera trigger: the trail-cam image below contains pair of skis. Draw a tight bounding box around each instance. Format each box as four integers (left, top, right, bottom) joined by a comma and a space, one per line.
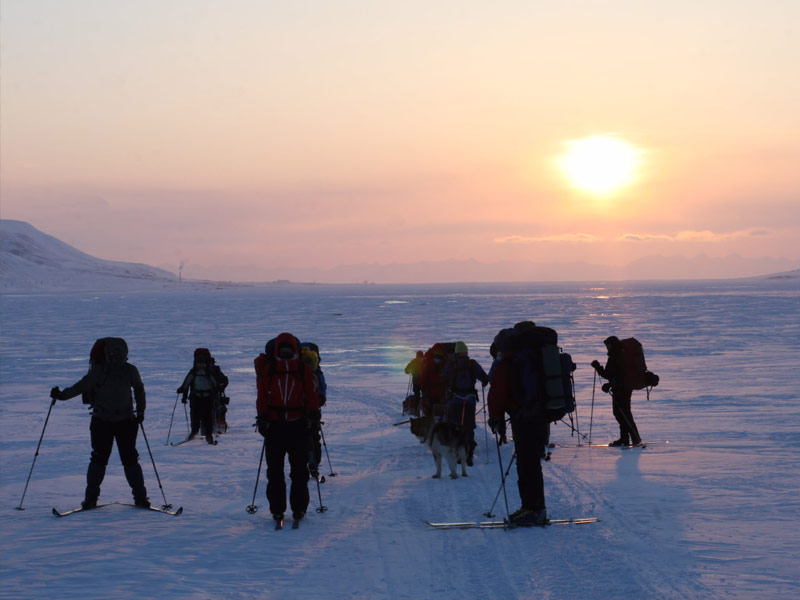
425, 517, 599, 530
558, 442, 649, 449
53, 501, 183, 517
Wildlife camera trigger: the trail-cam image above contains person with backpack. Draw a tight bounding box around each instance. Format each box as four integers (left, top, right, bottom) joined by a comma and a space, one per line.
441, 342, 488, 466
50, 337, 150, 509
300, 342, 327, 480
404, 351, 424, 401
254, 333, 321, 526
209, 356, 230, 433
177, 348, 219, 445
591, 336, 643, 447
487, 324, 555, 526
419, 344, 449, 418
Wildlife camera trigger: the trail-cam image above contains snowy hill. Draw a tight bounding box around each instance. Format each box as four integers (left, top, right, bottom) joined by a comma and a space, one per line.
0, 220, 178, 293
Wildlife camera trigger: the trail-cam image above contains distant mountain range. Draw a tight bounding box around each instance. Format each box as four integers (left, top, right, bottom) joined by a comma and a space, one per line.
1, 219, 797, 292
183, 255, 799, 284
1, 220, 178, 293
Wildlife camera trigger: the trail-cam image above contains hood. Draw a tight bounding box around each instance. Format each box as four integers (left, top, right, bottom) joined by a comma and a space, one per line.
273, 332, 300, 359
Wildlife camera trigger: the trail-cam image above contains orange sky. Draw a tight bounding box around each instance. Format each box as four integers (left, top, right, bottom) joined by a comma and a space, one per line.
1, 1, 798, 281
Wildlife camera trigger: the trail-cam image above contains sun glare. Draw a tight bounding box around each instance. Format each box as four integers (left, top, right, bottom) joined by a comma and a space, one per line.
558, 135, 642, 196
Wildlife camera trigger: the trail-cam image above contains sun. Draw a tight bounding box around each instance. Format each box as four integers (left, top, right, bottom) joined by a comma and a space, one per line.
557, 135, 642, 196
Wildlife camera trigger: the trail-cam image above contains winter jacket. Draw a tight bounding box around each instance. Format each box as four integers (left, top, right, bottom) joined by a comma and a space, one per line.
178, 366, 218, 399
404, 357, 424, 382
60, 362, 145, 422
595, 351, 625, 388
255, 332, 320, 422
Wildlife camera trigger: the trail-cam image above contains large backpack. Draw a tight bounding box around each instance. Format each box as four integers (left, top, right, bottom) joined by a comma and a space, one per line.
83, 337, 129, 405
301, 342, 327, 401
495, 322, 576, 423
618, 338, 647, 390
191, 348, 217, 394
617, 337, 660, 392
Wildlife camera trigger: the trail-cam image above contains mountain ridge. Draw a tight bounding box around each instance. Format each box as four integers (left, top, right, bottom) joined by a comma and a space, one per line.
1, 219, 178, 293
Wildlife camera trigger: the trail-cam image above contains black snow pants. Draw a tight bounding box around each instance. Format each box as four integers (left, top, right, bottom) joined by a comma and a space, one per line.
510, 415, 548, 512
86, 417, 147, 503
265, 419, 311, 518
611, 387, 641, 444
189, 392, 215, 438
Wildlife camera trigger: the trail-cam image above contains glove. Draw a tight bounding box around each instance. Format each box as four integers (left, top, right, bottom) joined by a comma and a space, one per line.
591, 360, 601, 370
135, 412, 145, 424
488, 418, 507, 444
176, 387, 183, 394
602, 382, 612, 394
181, 395, 188, 404
50, 386, 62, 403
256, 416, 269, 437
307, 410, 322, 430
318, 395, 327, 408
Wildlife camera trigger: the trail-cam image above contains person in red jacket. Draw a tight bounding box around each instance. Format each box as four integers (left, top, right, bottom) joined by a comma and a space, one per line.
419, 344, 448, 418
254, 333, 320, 526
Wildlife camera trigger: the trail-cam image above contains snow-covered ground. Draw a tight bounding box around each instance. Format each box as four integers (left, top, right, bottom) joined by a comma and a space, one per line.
1, 280, 798, 600
0, 220, 179, 293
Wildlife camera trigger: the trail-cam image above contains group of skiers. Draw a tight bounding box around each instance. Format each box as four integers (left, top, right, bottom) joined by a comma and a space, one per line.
50, 333, 328, 525
46, 323, 655, 529
404, 323, 658, 527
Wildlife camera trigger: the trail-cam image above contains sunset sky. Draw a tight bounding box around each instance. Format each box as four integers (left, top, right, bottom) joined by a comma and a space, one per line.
2, 1, 798, 281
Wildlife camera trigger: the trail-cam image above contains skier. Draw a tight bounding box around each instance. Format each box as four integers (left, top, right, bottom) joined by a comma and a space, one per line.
50, 338, 150, 509
441, 341, 488, 466
254, 333, 321, 527
209, 356, 230, 433
487, 345, 548, 526
177, 348, 220, 444
404, 350, 424, 401
591, 336, 643, 446
419, 344, 448, 418
300, 342, 327, 480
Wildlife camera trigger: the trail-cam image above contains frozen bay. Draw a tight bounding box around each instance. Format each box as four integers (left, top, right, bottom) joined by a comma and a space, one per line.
1, 280, 799, 599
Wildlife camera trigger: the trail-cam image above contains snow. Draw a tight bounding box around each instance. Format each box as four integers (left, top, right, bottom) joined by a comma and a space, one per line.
1, 280, 799, 600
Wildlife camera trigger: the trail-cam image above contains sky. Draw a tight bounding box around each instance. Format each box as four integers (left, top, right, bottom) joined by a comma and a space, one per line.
1, 0, 798, 281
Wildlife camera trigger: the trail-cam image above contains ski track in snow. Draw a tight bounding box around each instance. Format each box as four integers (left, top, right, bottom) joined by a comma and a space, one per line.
1, 281, 799, 599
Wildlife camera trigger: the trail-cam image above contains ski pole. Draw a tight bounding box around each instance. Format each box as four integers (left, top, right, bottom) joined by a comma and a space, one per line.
16, 397, 57, 510
481, 386, 489, 464
494, 430, 512, 524
570, 373, 582, 446
319, 423, 337, 477
165, 393, 180, 445
314, 473, 327, 513
484, 451, 516, 518
589, 370, 597, 445
139, 423, 172, 510
247, 440, 266, 514
557, 418, 590, 441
